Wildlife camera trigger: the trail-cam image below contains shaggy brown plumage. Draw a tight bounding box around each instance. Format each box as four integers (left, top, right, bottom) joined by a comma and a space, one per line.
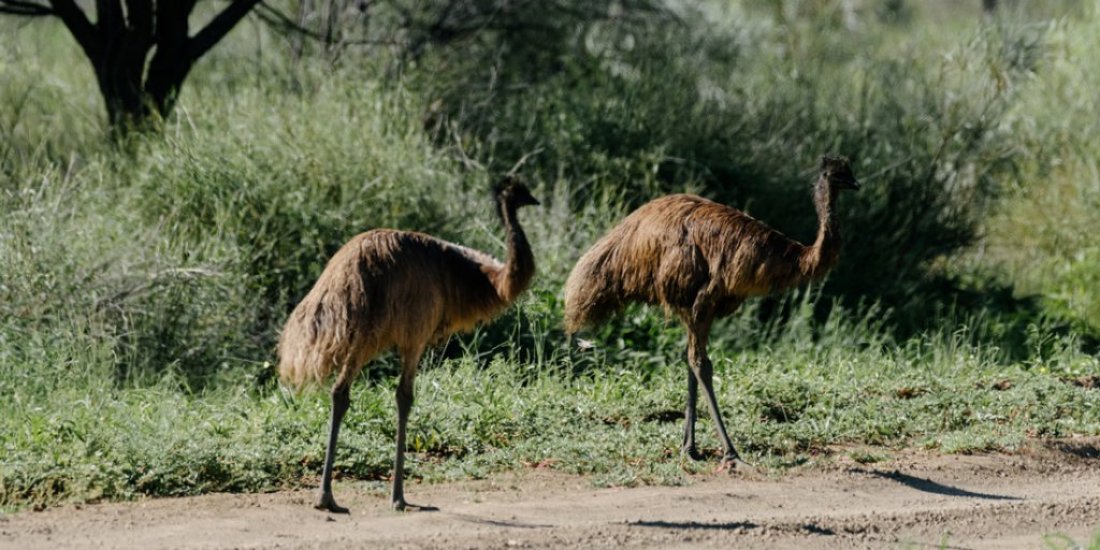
278, 177, 539, 513
564, 156, 859, 466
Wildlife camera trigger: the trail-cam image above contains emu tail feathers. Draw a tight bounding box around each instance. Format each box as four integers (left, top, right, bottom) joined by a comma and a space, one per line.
277, 312, 323, 388
277, 296, 355, 389
563, 245, 627, 334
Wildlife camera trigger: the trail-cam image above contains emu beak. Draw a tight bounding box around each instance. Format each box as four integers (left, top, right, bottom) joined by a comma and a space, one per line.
850, 179, 861, 190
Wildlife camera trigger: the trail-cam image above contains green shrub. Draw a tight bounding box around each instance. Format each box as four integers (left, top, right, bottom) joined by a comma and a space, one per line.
419, 4, 1045, 338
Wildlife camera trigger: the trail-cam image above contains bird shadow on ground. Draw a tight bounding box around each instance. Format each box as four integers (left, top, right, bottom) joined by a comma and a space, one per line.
865, 470, 1020, 501
1049, 441, 1100, 460
627, 520, 760, 531
450, 513, 553, 529
628, 520, 848, 538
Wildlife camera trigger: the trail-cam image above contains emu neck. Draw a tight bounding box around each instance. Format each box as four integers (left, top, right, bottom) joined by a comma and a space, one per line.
799, 183, 842, 280
496, 202, 535, 303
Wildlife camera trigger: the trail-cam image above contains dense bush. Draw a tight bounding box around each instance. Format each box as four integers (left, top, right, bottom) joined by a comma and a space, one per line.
418, 4, 1047, 331
0, 47, 488, 384
4, 3, 1093, 385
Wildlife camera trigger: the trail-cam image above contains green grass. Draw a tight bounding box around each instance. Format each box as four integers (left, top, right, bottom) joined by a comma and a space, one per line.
1044, 530, 1100, 550
3, 315, 1098, 510
2, 1, 1100, 512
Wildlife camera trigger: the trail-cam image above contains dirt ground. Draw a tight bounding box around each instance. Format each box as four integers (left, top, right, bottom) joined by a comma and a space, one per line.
2, 438, 1098, 550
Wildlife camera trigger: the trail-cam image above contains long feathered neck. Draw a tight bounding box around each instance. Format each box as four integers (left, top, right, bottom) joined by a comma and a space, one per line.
798, 180, 842, 280
495, 199, 535, 303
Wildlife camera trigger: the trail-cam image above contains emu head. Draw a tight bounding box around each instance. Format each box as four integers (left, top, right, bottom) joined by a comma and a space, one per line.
818, 155, 860, 192
493, 176, 540, 209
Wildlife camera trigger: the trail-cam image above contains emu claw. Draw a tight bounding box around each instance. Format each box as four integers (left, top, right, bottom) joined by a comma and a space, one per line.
717, 456, 754, 474
315, 492, 350, 514
393, 500, 438, 512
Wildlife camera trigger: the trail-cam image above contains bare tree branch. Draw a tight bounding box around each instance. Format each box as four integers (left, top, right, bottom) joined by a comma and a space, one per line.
256, 1, 339, 44
255, 1, 398, 47
506, 146, 543, 176
188, 0, 262, 61
0, 0, 52, 16
46, 0, 98, 58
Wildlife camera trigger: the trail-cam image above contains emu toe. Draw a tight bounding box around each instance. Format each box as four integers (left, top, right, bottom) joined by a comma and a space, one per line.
316, 492, 350, 514
717, 456, 755, 474
393, 499, 439, 512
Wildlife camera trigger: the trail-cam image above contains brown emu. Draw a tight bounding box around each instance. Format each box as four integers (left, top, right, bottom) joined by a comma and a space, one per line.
563, 156, 859, 467
278, 177, 539, 513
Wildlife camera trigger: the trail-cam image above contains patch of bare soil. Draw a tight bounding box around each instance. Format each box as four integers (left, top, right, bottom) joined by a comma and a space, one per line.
2, 438, 1098, 549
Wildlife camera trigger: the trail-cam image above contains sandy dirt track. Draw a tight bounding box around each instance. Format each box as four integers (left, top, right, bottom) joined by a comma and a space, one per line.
2, 438, 1098, 549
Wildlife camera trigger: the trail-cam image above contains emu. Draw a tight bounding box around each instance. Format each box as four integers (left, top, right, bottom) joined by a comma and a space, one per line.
278, 177, 539, 513
563, 156, 859, 468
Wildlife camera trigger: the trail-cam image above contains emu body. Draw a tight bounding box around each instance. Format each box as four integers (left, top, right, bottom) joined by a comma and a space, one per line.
278, 179, 538, 513
564, 156, 859, 465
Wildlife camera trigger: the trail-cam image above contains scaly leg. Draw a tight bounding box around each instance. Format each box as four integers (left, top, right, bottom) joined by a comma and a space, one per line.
687, 322, 747, 469
392, 368, 415, 510
392, 346, 438, 511
316, 382, 351, 513
681, 349, 703, 460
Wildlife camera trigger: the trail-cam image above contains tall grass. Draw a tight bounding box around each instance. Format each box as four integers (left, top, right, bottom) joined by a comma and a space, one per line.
418, 1, 1046, 332
975, 9, 1100, 335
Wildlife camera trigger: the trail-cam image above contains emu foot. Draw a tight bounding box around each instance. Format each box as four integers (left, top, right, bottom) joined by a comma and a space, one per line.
392, 499, 438, 512
315, 492, 350, 514
681, 445, 705, 461
716, 456, 755, 474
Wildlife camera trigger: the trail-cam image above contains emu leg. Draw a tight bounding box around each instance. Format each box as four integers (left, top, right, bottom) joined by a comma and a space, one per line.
681, 349, 703, 460
687, 327, 744, 467
391, 370, 414, 511
392, 347, 438, 512
316, 382, 351, 513
694, 353, 743, 465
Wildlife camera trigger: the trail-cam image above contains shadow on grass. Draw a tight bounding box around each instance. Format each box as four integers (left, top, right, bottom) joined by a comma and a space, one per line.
867, 470, 1020, 501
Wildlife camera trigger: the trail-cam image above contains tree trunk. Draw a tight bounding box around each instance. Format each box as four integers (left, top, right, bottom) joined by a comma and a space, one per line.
92, 33, 154, 130
144, 15, 194, 124
96, 54, 193, 133
22, 0, 261, 134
